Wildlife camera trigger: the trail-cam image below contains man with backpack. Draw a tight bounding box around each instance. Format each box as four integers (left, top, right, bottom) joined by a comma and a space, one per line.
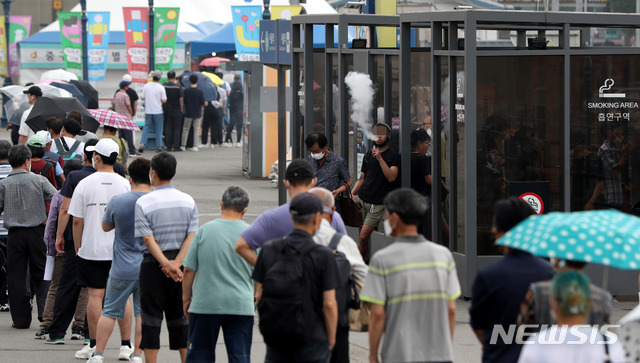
50, 118, 85, 164
309, 187, 367, 363
27, 134, 57, 190
36, 130, 66, 188
252, 192, 338, 362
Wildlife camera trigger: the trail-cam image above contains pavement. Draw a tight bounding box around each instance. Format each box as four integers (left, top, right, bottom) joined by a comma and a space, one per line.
0, 130, 638, 362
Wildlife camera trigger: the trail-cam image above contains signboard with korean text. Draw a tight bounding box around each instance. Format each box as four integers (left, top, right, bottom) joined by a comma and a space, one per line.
231, 6, 262, 61
260, 20, 277, 64
123, 7, 150, 83
153, 7, 179, 73
87, 12, 110, 81
0, 17, 6, 76
277, 20, 292, 66
58, 12, 82, 78
8, 16, 31, 77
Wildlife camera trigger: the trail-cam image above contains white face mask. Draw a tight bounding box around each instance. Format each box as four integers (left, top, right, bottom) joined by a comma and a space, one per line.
383, 219, 393, 236
311, 152, 325, 160
91, 156, 97, 169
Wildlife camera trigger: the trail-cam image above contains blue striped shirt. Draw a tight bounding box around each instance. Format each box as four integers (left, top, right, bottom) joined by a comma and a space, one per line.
134, 185, 198, 253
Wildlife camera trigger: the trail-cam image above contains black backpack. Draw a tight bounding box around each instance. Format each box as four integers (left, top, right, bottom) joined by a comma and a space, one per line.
53, 138, 83, 163
258, 238, 319, 348
328, 233, 361, 328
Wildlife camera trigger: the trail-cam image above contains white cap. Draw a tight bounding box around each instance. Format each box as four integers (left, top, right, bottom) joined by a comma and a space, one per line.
122, 74, 132, 82
35, 130, 52, 144
88, 138, 119, 158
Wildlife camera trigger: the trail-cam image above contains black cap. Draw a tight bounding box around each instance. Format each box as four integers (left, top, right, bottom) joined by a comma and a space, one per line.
23, 86, 43, 97
290, 192, 323, 216
285, 159, 315, 181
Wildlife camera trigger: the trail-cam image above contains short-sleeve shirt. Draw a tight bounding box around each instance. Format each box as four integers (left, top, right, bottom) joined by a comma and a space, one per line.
360, 236, 461, 362
306, 151, 351, 192
411, 153, 431, 197
163, 82, 184, 110
114, 90, 132, 119
134, 185, 198, 253
357, 148, 401, 205
141, 82, 167, 115
18, 106, 34, 138
50, 136, 85, 157
103, 191, 148, 280
183, 87, 205, 118
252, 229, 339, 341
240, 202, 347, 250
68, 172, 131, 261
183, 219, 253, 315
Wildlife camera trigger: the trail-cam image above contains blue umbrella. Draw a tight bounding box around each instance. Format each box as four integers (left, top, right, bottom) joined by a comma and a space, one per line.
50, 82, 88, 108
496, 209, 640, 270
180, 72, 218, 102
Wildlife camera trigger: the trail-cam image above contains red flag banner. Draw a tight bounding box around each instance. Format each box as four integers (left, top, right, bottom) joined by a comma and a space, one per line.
122, 7, 149, 83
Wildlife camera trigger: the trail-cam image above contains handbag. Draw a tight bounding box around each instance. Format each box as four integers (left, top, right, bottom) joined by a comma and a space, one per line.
336, 182, 363, 228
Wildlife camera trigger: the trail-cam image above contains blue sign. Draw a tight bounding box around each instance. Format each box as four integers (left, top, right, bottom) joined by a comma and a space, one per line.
278, 20, 292, 66
231, 6, 262, 61
260, 20, 278, 64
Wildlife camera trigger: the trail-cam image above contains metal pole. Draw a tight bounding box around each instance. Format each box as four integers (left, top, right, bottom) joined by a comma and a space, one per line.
149, 0, 154, 72
2, 0, 15, 127
262, 0, 271, 20
277, 65, 287, 205
80, 0, 88, 80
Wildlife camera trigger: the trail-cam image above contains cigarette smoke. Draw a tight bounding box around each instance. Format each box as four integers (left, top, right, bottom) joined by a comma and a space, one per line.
345, 71, 377, 140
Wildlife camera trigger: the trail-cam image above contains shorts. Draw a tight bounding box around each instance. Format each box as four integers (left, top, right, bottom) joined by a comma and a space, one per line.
76, 256, 111, 289
102, 277, 141, 319
356, 196, 385, 228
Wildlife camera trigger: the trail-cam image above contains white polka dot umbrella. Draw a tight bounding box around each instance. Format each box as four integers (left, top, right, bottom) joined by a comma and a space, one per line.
496, 209, 640, 270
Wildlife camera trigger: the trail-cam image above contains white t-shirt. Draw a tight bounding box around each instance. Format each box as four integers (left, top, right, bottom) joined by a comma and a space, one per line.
49, 136, 85, 156
518, 326, 626, 363
68, 172, 131, 261
141, 82, 167, 115
18, 105, 34, 139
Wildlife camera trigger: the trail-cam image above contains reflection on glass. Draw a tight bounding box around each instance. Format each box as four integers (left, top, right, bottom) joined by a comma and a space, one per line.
312, 53, 326, 133
476, 56, 563, 255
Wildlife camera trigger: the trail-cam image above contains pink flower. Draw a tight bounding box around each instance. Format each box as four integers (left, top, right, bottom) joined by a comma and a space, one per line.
248, 24, 255, 32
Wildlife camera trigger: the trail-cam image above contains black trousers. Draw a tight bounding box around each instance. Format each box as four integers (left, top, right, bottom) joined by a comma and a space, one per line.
164, 108, 183, 149
119, 129, 136, 155
7, 225, 47, 329
203, 105, 223, 145
225, 111, 243, 143
330, 326, 349, 363
48, 235, 82, 339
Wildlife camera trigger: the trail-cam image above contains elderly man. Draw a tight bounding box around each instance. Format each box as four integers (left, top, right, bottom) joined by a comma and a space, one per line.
0, 145, 57, 328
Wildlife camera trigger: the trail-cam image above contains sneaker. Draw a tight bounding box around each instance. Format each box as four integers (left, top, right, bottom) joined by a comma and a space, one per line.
188, 146, 199, 152
44, 335, 64, 344
197, 144, 206, 148
130, 356, 143, 363
223, 142, 232, 148
75, 344, 95, 359
128, 153, 139, 158
137, 146, 144, 154
118, 345, 134, 361
0, 303, 9, 311
179, 146, 186, 151
35, 327, 49, 340
87, 355, 104, 363
71, 326, 83, 340
235, 142, 242, 148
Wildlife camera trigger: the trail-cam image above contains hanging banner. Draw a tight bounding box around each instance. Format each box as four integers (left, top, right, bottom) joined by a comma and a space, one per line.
87, 12, 110, 81
58, 12, 82, 78
123, 7, 150, 83
231, 6, 262, 61
153, 7, 179, 74
8, 16, 31, 77
270, 5, 302, 20
0, 17, 7, 77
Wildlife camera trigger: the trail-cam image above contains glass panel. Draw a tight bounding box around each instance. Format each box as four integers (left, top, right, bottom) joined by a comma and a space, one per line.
570, 55, 640, 212
476, 56, 564, 255
410, 51, 432, 130
455, 57, 465, 254
438, 57, 451, 247
312, 52, 326, 133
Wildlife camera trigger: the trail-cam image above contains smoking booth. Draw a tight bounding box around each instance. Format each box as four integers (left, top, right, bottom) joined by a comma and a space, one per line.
292, 10, 640, 296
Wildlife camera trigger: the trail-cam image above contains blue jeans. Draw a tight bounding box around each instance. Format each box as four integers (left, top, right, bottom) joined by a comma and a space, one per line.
140, 113, 164, 148
185, 314, 253, 363
265, 338, 331, 363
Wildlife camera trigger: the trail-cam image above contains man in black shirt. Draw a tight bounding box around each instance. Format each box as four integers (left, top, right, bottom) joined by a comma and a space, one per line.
180, 75, 207, 152
253, 192, 338, 363
351, 123, 400, 262
162, 71, 184, 151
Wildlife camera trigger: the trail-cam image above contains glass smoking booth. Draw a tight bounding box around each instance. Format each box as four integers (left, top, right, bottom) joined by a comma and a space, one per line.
400, 10, 640, 296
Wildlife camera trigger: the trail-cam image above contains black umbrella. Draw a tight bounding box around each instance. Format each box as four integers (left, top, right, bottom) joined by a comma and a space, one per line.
25, 96, 100, 133
51, 82, 88, 108
70, 80, 99, 109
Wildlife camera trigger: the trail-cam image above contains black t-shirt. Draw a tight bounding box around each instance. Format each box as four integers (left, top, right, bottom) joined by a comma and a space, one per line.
411, 153, 431, 197
358, 148, 401, 205
162, 82, 184, 109
252, 229, 339, 341
183, 87, 205, 118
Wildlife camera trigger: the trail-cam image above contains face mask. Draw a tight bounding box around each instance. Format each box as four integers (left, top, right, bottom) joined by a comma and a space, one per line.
311, 152, 325, 160
91, 156, 97, 169
383, 219, 393, 236
149, 174, 153, 184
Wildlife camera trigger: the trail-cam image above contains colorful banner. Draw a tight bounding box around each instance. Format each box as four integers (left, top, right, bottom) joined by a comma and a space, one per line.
375, 0, 397, 48
123, 7, 150, 83
153, 7, 179, 74
270, 5, 302, 20
87, 12, 110, 81
58, 12, 82, 78
231, 6, 262, 61
0, 17, 7, 77
8, 16, 31, 77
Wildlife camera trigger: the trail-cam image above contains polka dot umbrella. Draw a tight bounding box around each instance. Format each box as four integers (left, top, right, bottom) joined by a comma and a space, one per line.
496, 209, 640, 270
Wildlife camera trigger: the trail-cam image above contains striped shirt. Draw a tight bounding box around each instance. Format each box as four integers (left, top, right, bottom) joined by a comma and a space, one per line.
361, 235, 461, 363
0, 169, 57, 228
135, 184, 198, 253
